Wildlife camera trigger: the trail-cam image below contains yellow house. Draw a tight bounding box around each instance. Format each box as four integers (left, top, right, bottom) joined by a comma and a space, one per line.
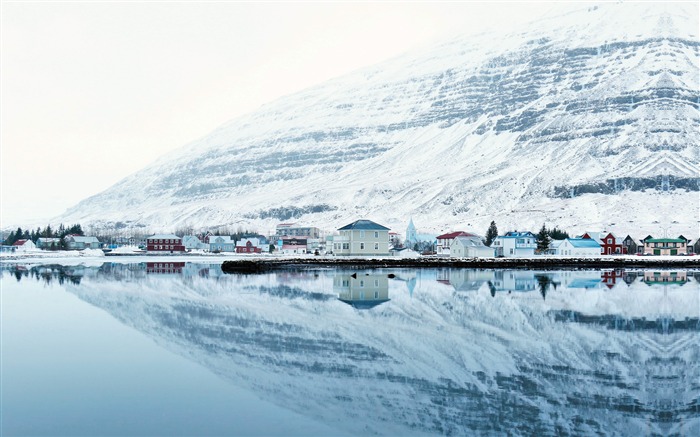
332, 219, 391, 256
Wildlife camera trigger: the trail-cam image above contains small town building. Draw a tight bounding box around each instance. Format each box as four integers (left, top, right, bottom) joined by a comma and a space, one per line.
492, 231, 537, 257
450, 236, 493, 258
36, 237, 62, 249
621, 235, 638, 255
547, 239, 564, 255
641, 237, 688, 255
146, 234, 185, 253
275, 223, 321, 239
182, 235, 207, 250
279, 237, 308, 255
65, 235, 101, 250
580, 231, 622, 255
333, 219, 390, 256
558, 238, 602, 257
12, 239, 37, 252
437, 231, 479, 255
236, 238, 263, 253
209, 236, 236, 252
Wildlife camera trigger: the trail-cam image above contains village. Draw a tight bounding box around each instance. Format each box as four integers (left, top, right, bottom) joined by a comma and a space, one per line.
2, 218, 697, 258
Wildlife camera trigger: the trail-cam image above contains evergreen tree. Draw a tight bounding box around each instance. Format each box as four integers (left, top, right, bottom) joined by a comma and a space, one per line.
15, 227, 23, 242
484, 221, 498, 246
536, 224, 551, 253
5, 230, 16, 245
548, 227, 569, 240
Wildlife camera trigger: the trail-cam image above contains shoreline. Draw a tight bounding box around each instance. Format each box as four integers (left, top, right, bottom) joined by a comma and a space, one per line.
221, 257, 700, 273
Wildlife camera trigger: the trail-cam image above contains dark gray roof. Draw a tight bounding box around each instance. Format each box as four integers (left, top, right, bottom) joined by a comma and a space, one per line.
338, 219, 390, 231
338, 298, 390, 309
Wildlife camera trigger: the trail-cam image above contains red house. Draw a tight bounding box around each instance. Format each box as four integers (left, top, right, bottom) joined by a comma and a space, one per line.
235, 238, 263, 254
146, 234, 185, 253
601, 270, 624, 289
581, 232, 622, 255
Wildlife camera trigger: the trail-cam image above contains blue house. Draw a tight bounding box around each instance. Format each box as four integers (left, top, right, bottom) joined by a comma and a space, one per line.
209, 236, 235, 252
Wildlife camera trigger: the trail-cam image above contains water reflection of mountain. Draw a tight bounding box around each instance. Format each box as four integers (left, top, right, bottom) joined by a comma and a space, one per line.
21, 264, 692, 436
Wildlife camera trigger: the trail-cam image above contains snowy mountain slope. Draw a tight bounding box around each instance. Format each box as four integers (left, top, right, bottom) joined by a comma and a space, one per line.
65, 267, 700, 436
58, 2, 700, 235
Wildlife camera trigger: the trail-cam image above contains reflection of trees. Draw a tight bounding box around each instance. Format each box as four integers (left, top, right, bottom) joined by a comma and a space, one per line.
535, 274, 553, 300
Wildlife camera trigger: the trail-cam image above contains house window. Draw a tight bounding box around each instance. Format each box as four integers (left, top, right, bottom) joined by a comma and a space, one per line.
510, 248, 514, 254
374, 279, 379, 287
374, 231, 378, 238
360, 231, 365, 238
607, 238, 612, 244
343, 243, 349, 250
360, 280, 364, 287
374, 243, 379, 250
360, 243, 365, 250
374, 291, 379, 299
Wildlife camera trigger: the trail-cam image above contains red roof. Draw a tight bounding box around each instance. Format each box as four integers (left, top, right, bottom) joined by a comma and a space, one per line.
436, 231, 477, 240
13, 239, 28, 246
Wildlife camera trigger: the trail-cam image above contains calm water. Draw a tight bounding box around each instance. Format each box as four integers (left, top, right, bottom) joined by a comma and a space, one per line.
2, 262, 699, 436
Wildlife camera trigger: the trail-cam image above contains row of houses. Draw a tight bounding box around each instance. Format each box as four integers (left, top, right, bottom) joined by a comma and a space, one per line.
146, 235, 265, 254
2, 235, 101, 253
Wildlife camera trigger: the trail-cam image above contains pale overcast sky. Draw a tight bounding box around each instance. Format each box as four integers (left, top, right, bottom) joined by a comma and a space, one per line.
2, 1, 571, 227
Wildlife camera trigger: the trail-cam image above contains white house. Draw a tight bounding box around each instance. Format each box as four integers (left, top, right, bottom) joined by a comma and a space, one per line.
450, 236, 493, 258
333, 219, 390, 256
492, 231, 537, 257
13, 239, 37, 252
182, 235, 207, 250
437, 231, 479, 255
558, 238, 602, 257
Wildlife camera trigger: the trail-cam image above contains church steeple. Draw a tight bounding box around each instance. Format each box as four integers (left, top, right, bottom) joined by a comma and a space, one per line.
406, 217, 417, 246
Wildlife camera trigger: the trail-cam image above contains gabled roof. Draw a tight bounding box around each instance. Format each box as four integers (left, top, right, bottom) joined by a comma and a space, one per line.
437, 231, 477, 240
148, 234, 180, 240
566, 238, 601, 248
210, 236, 234, 243
66, 236, 99, 243
645, 238, 686, 243
550, 239, 564, 248
13, 239, 29, 246
500, 231, 535, 238
338, 220, 390, 231
452, 236, 488, 247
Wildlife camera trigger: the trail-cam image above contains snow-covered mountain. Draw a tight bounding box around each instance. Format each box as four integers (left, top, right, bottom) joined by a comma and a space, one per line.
58, 2, 699, 236
60, 265, 699, 436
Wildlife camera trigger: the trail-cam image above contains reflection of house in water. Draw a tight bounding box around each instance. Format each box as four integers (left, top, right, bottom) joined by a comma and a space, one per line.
436, 269, 493, 291
490, 270, 538, 292
552, 270, 602, 289
182, 263, 225, 278
147, 262, 186, 275
334, 273, 390, 309
641, 271, 690, 286
601, 269, 625, 289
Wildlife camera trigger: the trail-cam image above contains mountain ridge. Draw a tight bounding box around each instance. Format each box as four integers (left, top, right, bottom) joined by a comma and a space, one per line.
58, 2, 700, 236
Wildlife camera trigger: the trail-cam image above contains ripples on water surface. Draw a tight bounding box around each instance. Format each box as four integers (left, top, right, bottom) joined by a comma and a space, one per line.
2, 262, 698, 436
